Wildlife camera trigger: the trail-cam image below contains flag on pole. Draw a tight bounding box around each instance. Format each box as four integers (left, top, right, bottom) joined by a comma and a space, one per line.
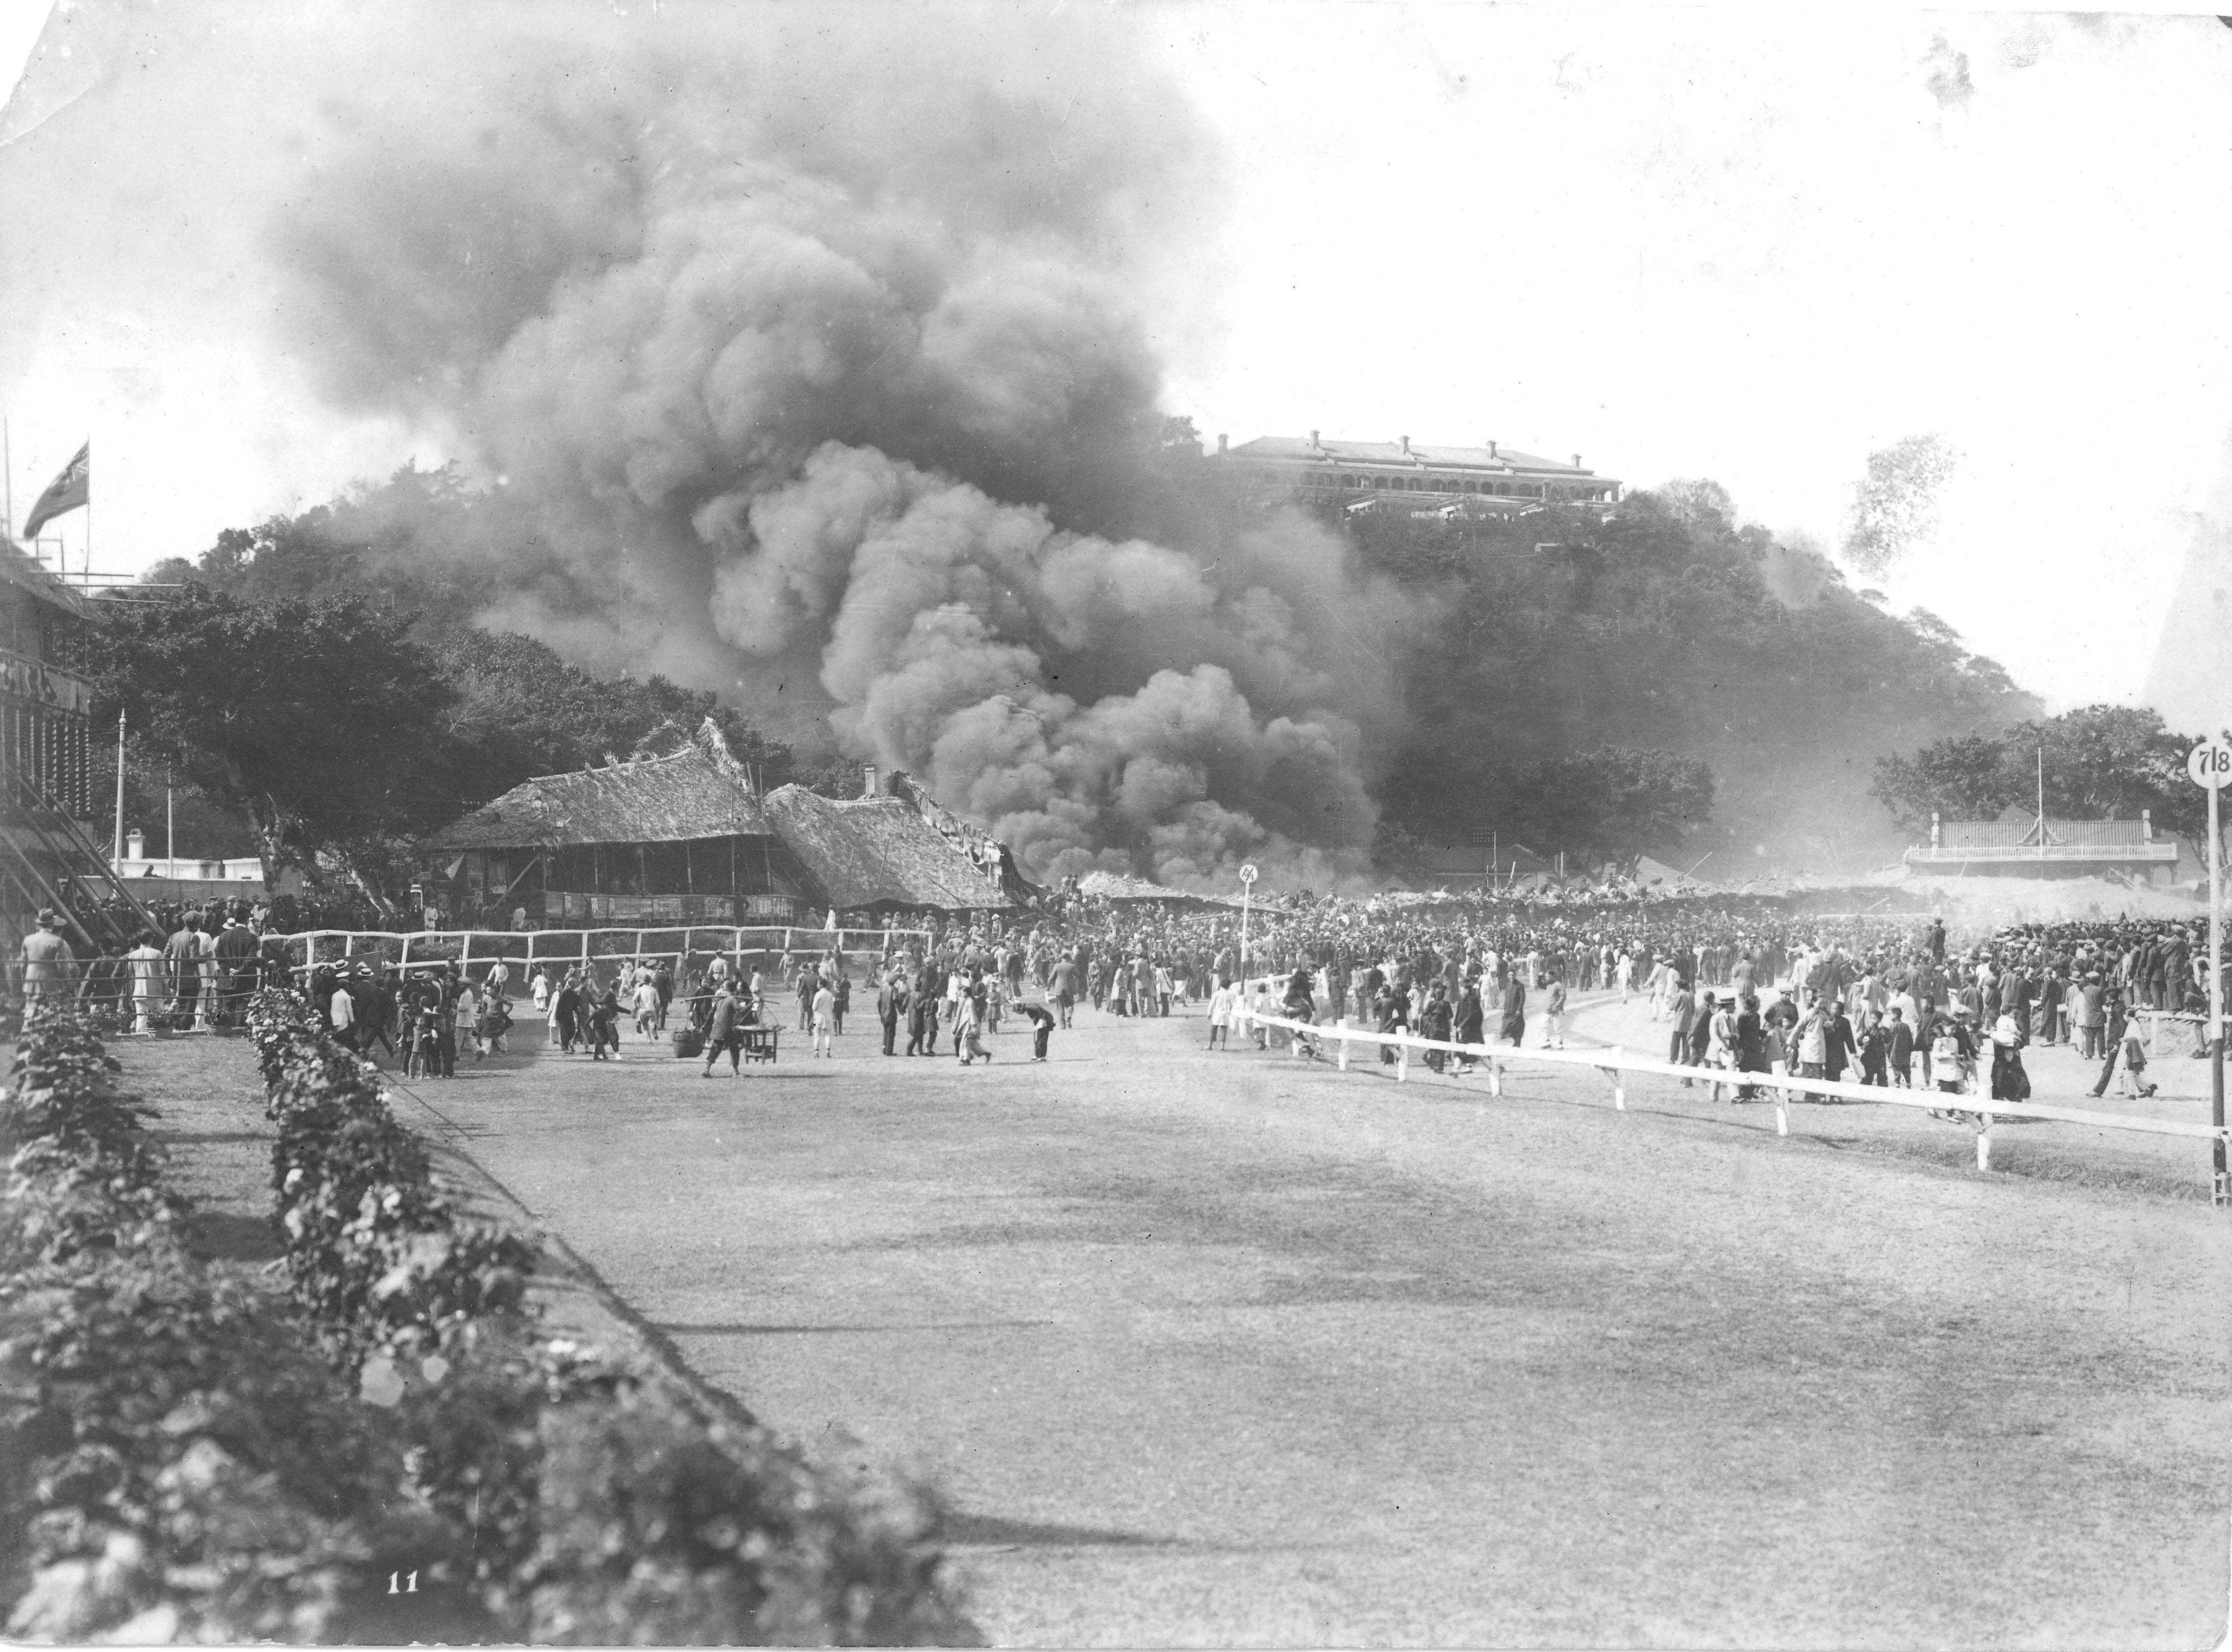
22, 441, 88, 540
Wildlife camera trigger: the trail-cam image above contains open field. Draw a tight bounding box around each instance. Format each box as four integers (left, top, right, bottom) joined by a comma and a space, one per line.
119, 1000, 2231, 1647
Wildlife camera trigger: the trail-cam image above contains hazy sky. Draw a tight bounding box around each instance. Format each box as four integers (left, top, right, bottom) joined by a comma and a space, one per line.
2, 2, 2227, 719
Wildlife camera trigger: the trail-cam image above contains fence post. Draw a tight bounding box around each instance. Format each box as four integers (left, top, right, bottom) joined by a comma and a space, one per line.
1487, 1056, 1502, 1097
1773, 1077, 1790, 1137
1976, 1112, 1993, 1172
1601, 1048, 1625, 1109
1336, 1016, 1349, 1071
1396, 1035, 1409, 1082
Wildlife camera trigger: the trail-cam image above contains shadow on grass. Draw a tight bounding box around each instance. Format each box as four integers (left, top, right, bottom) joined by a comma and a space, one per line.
656, 1318, 1056, 1337
944, 1512, 1176, 1549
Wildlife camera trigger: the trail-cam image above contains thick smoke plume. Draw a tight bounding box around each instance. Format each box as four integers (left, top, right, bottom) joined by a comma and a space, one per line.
253, 5, 1403, 888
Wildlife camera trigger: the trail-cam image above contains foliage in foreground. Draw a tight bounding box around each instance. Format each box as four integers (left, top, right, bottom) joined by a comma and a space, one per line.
0, 1002, 977, 1644
250, 988, 980, 1644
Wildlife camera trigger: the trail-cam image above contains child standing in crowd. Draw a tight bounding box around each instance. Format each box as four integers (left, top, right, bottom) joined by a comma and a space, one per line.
455, 978, 483, 1061
1207, 978, 1236, 1049
812, 976, 837, 1057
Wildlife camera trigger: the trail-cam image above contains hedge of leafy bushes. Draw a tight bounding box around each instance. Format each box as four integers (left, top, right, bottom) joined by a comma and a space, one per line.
0, 998, 977, 1644
2, 1004, 461, 1642
247, 986, 979, 1644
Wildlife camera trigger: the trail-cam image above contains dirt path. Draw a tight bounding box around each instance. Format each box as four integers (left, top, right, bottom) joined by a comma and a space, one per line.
226, 999, 2229, 1647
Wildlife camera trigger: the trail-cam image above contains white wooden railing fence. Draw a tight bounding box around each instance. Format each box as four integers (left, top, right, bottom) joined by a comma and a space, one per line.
1234, 1009, 2227, 1183
286, 926, 930, 976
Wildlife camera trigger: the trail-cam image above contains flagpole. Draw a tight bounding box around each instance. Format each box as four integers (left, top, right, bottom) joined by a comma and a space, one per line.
3, 419, 11, 544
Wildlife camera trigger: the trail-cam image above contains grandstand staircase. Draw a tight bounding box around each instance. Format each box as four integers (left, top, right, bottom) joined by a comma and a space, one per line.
3, 771, 160, 960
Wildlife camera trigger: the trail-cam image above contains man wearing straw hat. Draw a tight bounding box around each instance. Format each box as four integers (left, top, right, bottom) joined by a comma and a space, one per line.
20, 909, 76, 1004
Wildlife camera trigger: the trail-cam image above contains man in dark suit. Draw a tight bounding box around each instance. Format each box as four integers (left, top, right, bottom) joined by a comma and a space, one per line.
1683, 990, 1716, 1087
1822, 1001, 1858, 1086
701, 981, 745, 1077
1666, 979, 1695, 1068
877, 967, 904, 1057
1886, 1006, 1915, 1086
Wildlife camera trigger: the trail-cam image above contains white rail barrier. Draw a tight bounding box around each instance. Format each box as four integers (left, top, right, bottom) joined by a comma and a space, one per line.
283, 926, 931, 976
1239, 1011, 2227, 1182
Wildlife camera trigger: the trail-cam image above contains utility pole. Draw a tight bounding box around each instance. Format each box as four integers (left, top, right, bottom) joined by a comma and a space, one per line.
1238, 863, 1258, 981
2188, 737, 2229, 1206
112, 710, 125, 866
2213, 764, 2225, 1206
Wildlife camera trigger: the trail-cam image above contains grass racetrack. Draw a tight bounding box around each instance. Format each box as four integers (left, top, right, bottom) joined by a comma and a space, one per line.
125, 993, 2231, 1647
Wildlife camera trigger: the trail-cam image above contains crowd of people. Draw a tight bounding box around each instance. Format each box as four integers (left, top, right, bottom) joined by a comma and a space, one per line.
18, 882, 2227, 1121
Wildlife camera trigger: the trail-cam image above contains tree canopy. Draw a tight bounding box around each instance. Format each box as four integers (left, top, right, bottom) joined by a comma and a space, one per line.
1872, 705, 2209, 842
1345, 483, 2036, 870
82, 589, 459, 888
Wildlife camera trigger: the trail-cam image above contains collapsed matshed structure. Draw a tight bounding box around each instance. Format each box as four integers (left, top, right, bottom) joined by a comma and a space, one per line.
423, 721, 1036, 923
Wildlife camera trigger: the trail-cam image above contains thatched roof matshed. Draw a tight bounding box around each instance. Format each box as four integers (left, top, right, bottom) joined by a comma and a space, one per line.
425, 723, 1037, 913
426, 721, 771, 851
761, 785, 1029, 911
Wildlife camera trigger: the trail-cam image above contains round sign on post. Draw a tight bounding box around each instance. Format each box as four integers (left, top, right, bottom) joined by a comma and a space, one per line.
2191, 739, 2232, 791
1238, 863, 1259, 885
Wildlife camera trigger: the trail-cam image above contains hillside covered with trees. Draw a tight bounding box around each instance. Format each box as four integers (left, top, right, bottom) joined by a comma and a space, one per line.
112, 450, 2059, 892
1338, 477, 2037, 874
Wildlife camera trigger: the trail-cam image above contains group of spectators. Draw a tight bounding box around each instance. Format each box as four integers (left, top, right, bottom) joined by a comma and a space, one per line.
16, 904, 299, 1032
21, 884, 2226, 1119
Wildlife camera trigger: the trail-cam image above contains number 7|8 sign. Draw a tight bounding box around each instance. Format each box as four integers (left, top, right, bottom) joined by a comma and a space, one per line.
2191, 739, 2232, 791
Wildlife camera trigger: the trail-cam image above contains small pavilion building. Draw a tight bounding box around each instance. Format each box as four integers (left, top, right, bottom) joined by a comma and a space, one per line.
1903, 806, 2187, 884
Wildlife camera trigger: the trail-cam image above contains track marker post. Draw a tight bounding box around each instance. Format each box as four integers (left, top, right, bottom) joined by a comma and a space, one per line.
1336, 1017, 1350, 1071
2189, 737, 2229, 1206
1773, 1077, 1791, 1137
1976, 1112, 1993, 1172
1599, 1048, 1625, 1110
1487, 1056, 1502, 1097
1396, 1035, 1409, 1082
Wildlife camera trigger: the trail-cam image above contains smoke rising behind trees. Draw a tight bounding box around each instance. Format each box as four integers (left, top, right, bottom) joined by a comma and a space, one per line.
62, 2, 2042, 885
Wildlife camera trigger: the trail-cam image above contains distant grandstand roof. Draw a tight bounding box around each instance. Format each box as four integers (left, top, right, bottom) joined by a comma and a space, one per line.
1939, 819, 2151, 850
0, 537, 88, 618
1074, 870, 1246, 909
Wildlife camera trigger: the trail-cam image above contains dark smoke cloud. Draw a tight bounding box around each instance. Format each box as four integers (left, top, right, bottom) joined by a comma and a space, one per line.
247, 4, 1402, 887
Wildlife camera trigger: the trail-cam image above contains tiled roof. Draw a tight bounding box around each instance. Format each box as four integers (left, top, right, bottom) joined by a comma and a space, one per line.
1226, 435, 1593, 474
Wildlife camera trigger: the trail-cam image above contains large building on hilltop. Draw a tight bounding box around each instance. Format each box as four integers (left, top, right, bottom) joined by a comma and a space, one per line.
1212, 431, 1620, 513
422, 721, 1037, 923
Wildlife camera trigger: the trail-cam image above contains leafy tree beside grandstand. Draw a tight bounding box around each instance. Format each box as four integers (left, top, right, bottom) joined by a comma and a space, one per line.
82, 588, 460, 891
